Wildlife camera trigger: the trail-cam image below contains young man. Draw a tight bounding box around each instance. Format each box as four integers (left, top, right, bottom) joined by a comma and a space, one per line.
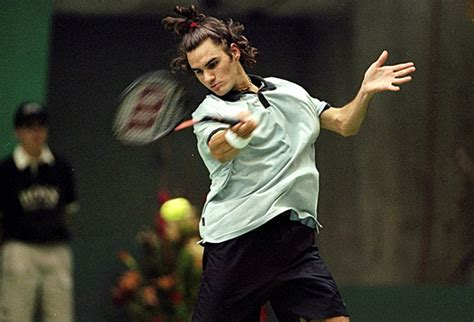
0, 102, 78, 322
163, 5, 415, 322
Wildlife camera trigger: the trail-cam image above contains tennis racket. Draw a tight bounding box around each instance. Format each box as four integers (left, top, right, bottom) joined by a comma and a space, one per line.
113, 70, 239, 145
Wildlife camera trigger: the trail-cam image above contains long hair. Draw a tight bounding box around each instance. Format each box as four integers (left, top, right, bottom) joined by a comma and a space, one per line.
162, 5, 258, 72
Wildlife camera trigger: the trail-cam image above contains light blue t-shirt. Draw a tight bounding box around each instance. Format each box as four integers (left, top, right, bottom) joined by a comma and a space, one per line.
192, 76, 328, 243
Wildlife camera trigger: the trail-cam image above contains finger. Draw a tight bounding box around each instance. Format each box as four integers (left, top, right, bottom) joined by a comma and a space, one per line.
230, 123, 242, 133
230, 122, 250, 138
238, 122, 255, 138
220, 143, 236, 153
388, 85, 401, 92
392, 75, 413, 85
394, 66, 416, 77
375, 50, 388, 67
392, 62, 415, 72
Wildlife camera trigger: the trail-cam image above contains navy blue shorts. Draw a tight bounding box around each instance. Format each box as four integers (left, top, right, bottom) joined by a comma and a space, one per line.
192, 213, 349, 321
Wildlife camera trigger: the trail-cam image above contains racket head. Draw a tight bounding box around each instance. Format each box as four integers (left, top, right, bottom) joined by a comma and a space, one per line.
113, 70, 189, 145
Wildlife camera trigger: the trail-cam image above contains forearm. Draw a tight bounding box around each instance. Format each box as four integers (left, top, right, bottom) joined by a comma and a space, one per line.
208, 130, 240, 163
321, 87, 374, 136
339, 87, 374, 135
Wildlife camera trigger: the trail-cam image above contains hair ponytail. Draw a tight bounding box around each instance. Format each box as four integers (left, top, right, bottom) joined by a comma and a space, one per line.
162, 5, 258, 72
162, 5, 206, 36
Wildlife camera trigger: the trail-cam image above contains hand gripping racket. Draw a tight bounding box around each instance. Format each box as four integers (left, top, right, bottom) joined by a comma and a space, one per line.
113, 70, 239, 145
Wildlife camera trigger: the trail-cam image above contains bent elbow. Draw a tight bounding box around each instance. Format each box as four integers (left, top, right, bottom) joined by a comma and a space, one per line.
340, 125, 359, 137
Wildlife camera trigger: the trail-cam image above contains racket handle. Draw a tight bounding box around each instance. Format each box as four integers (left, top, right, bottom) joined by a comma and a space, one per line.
202, 116, 240, 126
174, 116, 241, 132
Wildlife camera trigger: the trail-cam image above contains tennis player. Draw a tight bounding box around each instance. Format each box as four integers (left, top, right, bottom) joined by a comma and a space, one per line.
163, 5, 415, 321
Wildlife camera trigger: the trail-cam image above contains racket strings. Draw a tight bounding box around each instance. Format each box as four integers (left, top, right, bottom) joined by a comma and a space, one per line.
152, 87, 188, 135
125, 85, 168, 130
113, 73, 188, 144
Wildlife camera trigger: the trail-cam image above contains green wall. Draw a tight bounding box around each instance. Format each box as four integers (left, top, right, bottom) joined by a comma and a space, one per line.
0, 0, 53, 158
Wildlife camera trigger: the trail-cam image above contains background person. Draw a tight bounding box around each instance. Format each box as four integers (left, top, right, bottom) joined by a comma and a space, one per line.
0, 102, 78, 322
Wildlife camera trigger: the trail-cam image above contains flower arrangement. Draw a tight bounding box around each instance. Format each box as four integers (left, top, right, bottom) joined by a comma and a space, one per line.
111, 194, 203, 322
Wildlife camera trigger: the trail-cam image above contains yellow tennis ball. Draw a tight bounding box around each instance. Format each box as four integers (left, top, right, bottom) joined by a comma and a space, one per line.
160, 198, 192, 222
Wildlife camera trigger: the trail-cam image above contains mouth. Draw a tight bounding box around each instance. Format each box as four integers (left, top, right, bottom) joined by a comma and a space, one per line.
211, 82, 221, 90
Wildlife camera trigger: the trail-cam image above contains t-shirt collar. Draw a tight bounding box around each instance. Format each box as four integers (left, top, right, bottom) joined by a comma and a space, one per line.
13, 145, 55, 170
213, 74, 277, 102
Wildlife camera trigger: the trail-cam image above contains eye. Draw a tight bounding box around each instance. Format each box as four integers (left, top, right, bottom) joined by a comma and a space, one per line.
208, 60, 218, 69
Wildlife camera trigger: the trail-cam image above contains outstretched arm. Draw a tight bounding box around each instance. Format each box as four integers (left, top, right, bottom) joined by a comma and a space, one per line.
321, 50, 416, 136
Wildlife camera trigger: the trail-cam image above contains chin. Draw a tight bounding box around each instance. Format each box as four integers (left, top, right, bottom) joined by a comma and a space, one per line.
211, 88, 226, 96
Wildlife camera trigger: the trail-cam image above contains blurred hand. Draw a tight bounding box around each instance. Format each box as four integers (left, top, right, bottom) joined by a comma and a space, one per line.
230, 110, 258, 139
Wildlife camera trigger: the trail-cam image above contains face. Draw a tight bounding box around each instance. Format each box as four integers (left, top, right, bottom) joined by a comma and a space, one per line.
187, 38, 245, 96
15, 124, 48, 158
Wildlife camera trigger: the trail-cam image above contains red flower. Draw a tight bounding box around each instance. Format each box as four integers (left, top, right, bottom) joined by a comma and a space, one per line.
150, 317, 163, 322
111, 287, 129, 306
169, 290, 183, 304
154, 215, 167, 239
260, 305, 268, 321
157, 190, 171, 205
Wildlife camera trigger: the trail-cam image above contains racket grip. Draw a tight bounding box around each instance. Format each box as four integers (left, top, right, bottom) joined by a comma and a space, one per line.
214, 116, 240, 126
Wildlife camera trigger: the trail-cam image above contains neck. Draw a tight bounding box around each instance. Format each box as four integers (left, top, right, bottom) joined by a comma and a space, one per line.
236, 73, 257, 93
23, 146, 42, 162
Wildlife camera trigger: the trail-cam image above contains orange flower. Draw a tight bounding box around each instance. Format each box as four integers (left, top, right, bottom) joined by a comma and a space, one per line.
118, 270, 142, 291
155, 275, 176, 290
141, 286, 159, 307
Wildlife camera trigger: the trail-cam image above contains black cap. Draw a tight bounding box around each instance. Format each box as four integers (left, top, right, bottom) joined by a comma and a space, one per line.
14, 102, 48, 128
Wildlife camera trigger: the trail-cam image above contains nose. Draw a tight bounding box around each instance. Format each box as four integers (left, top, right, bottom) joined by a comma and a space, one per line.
203, 70, 215, 84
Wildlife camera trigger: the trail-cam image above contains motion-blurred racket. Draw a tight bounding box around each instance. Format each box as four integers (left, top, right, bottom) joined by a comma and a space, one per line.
113, 70, 239, 145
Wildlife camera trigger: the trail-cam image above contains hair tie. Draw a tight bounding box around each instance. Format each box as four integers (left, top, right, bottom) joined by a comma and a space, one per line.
189, 21, 199, 28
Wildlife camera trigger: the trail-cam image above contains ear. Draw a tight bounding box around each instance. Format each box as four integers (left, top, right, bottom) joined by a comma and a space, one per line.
230, 43, 240, 60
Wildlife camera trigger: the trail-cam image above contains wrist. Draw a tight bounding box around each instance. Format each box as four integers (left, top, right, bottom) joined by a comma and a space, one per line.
356, 86, 375, 105
225, 130, 252, 149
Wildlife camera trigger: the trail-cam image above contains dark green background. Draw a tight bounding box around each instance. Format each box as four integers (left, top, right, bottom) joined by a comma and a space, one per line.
0, 0, 52, 158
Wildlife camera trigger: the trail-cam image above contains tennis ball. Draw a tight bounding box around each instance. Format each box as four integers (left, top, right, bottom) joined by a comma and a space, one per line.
160, 198, 192, 222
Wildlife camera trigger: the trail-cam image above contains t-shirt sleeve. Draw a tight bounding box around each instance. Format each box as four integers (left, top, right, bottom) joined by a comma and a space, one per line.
311, 97, 331, 116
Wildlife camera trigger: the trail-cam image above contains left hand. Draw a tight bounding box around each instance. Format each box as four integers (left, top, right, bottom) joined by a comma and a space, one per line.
362, 50, 416, 94
230, 110, 258, 139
